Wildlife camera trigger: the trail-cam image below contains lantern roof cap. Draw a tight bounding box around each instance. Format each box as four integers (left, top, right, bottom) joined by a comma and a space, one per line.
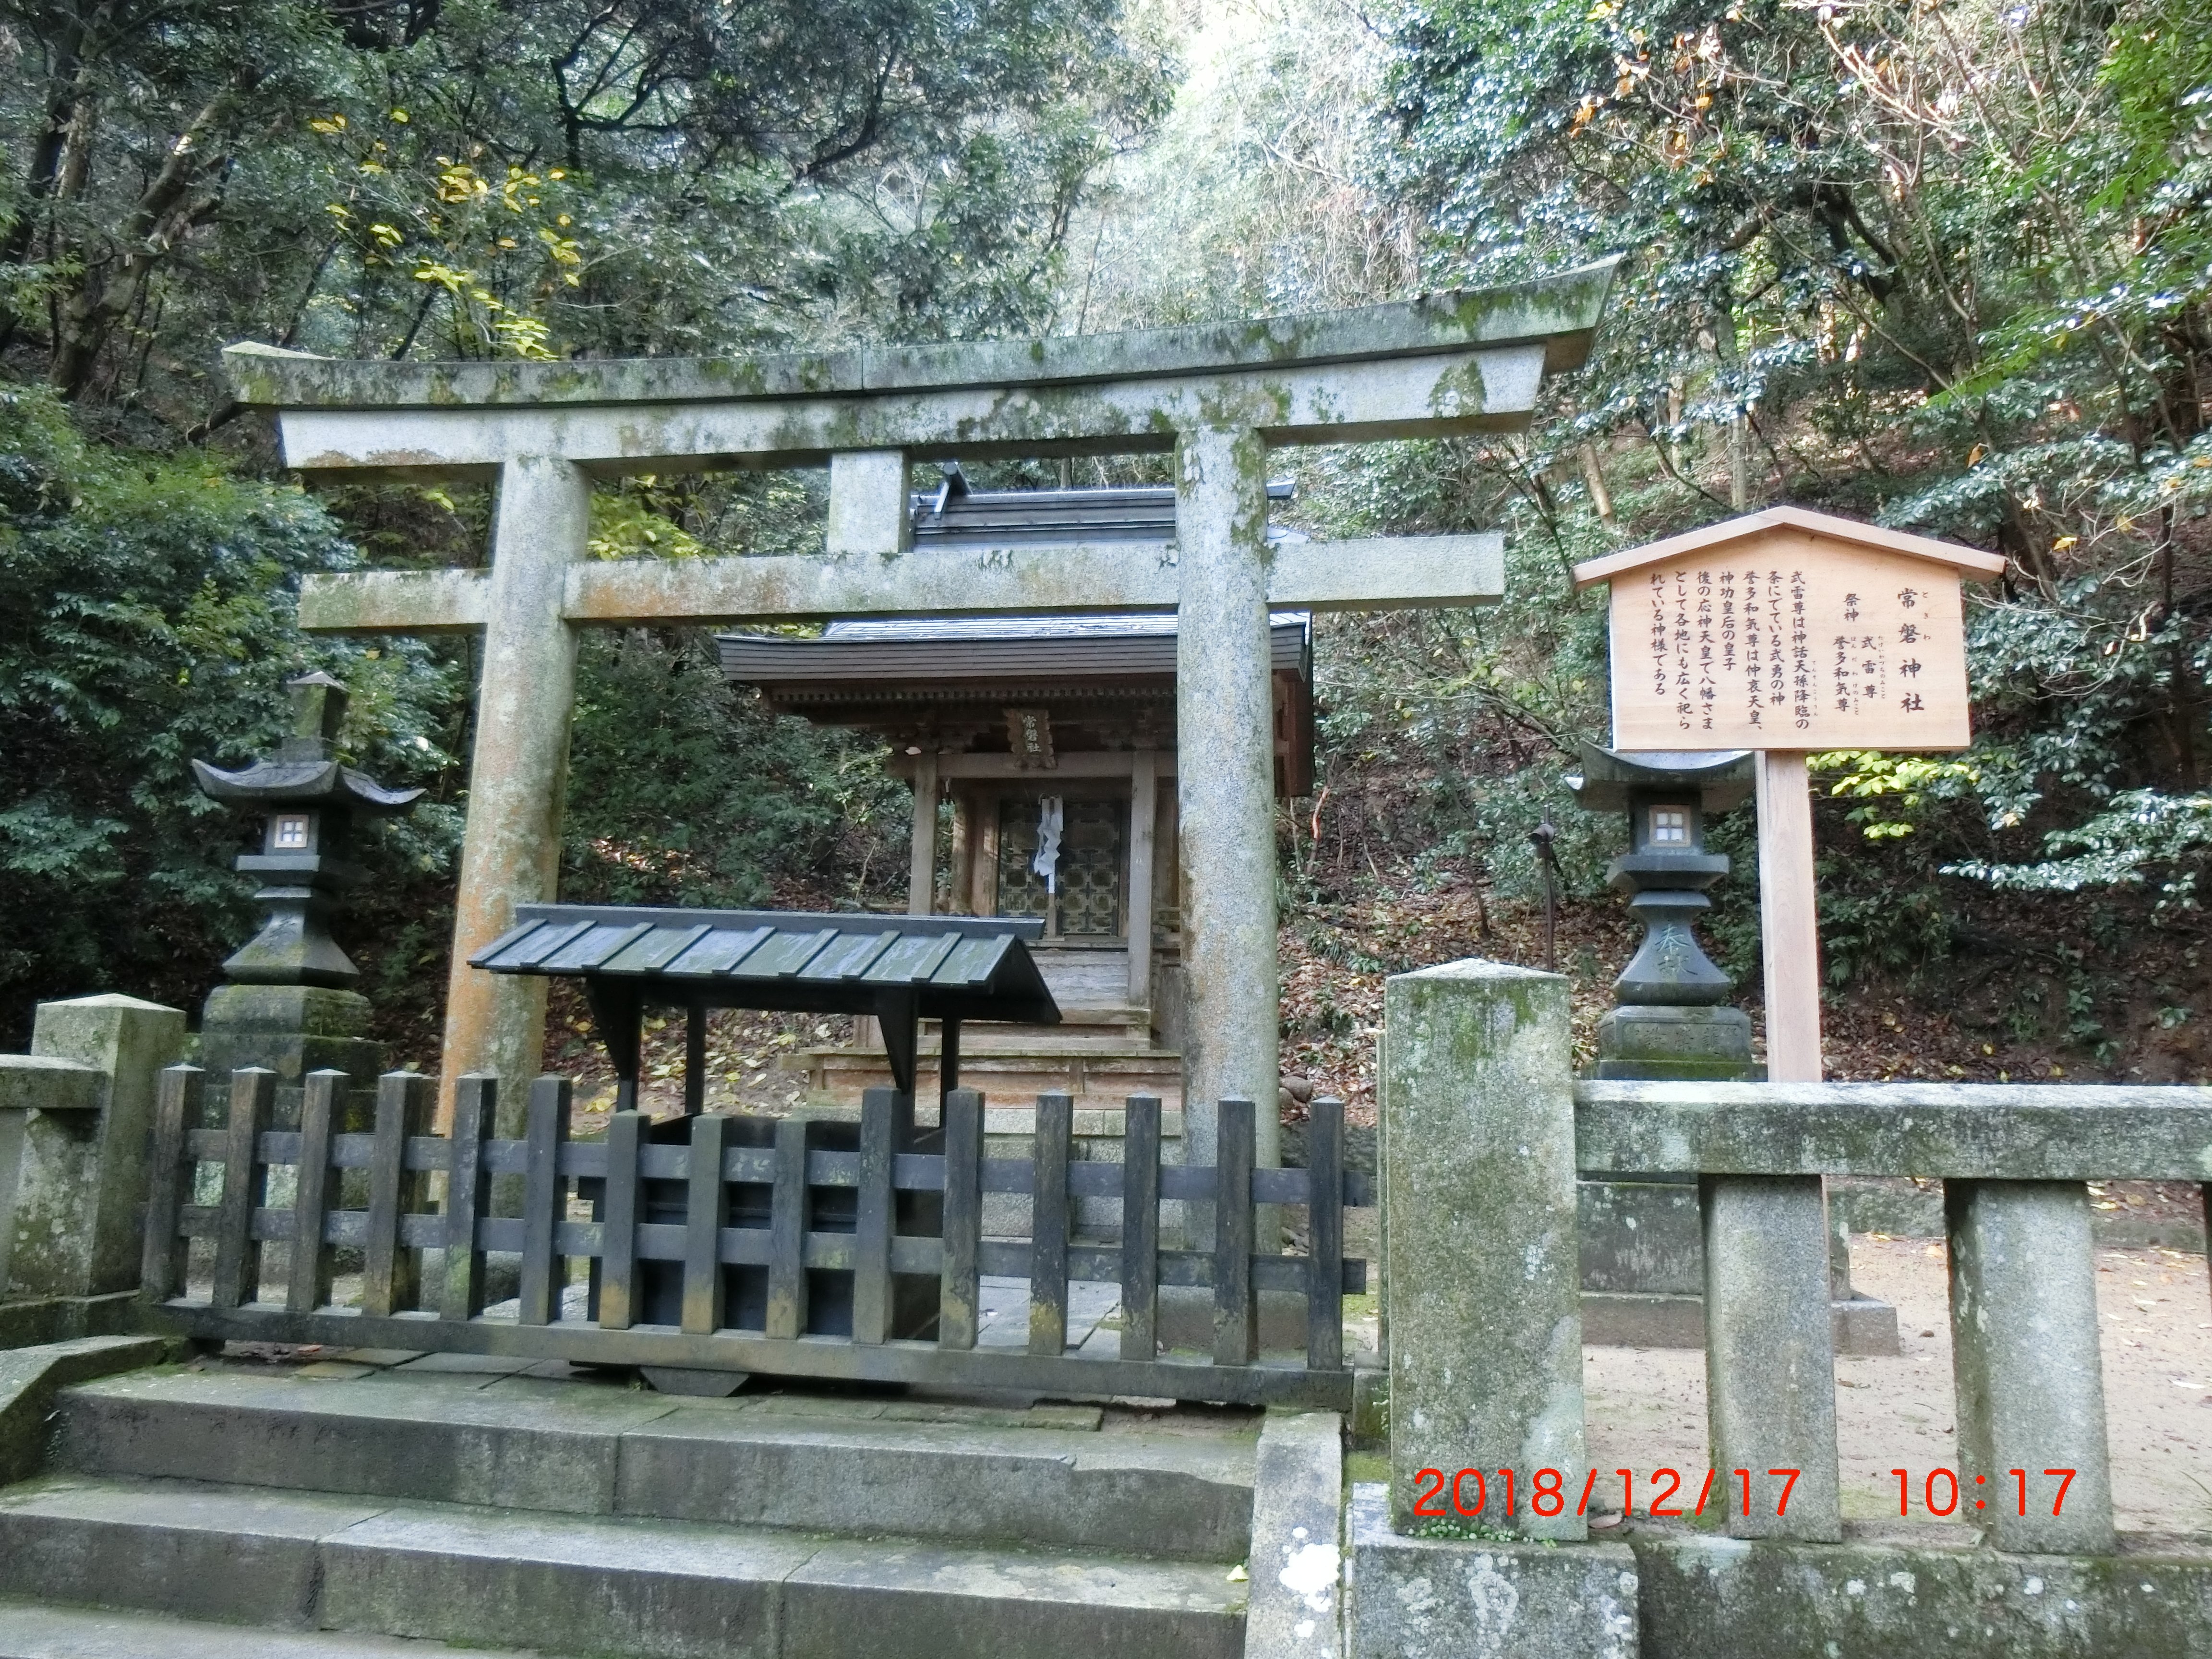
1566, 743, 1754, 814
191, 757, 423, 813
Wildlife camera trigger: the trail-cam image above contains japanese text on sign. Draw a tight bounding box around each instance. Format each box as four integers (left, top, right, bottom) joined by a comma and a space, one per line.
1611, 544, 1970, 751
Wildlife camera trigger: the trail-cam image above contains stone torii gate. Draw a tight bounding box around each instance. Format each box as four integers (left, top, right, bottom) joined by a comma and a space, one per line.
228, 261, 1614, 1173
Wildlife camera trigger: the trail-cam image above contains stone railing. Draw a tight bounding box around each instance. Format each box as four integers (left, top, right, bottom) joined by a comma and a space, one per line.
1575, 1077, 2212, 1553
1357, 959, 2212, 1659
0, 996, 184, 1348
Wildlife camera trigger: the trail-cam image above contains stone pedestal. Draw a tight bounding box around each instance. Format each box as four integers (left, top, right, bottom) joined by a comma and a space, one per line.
1591, 1003, 1755, 1081
1, 996, 185, 1346
1577, 979, 1899, 1356
199, 984, 385, 1083
198, 984, 383, 1130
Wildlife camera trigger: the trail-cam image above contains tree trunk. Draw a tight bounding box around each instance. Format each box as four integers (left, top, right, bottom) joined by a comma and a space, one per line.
1577, 442, 1615, 523
49, 69, 257, 398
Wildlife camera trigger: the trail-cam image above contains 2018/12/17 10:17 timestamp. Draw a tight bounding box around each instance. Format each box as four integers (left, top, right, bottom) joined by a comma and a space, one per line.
1406, 1467, 2081, 1520
1891, 1468, 2079, 1517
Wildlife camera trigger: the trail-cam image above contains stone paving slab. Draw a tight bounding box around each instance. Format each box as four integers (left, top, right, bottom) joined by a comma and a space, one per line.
0, 1476, 387, 1629
614, 1407, 1254, 1557
0, 1598, 542, 1659
319, 1503, 814, 1659
976, 1274, 1120, 1349
383, 1352, 533, 1383
782, 1533, 1246, 1659
59, 1368, 684, 1515
0, 1474, 1249, 1659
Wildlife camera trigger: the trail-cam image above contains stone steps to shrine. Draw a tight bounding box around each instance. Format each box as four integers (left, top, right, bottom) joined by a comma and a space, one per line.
0, 1357, 1259, 1658
45, 1363, 1257, 1559
0, 1473, 1245, 1658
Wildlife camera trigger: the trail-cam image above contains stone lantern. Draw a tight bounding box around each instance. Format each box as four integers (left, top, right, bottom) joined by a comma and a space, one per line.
191, 672, 421, 1094
1565, 741, 1899, 1352
1566, 742, 1756, 1082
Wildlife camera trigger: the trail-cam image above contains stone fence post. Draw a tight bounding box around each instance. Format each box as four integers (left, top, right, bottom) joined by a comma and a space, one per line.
1, 995, 185, 1346
1380, 960, 1585, 1539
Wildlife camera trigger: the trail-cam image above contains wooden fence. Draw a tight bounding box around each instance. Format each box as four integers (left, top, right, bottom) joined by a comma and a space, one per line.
141, 1066, 1370, 1407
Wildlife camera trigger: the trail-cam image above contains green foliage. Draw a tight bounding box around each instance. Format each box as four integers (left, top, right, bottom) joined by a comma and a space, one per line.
0, 0, 1166, 1030
1370, 0, 2212, 995
0, 383, 460, 1036
562, 629, 909, 911
1816, 751, 1983, 841
0, 0, 1172, 409
1947, 790, 2212, 905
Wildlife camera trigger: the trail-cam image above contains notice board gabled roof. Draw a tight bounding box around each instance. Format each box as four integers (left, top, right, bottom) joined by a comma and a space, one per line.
1569, 506, 2009, 591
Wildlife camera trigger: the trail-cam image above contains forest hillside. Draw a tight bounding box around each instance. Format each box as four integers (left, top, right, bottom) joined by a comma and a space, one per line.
2, 0, 2209, 1098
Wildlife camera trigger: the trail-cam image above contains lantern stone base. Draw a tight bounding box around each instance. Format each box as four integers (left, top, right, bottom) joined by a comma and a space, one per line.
196, 984, 385, 1127
1582, 1002, 1899, 1355
1592, 1002, 1760, 1082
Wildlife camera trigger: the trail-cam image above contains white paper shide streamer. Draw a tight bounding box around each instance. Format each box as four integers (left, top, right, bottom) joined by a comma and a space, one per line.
1032, 796, 1064, 894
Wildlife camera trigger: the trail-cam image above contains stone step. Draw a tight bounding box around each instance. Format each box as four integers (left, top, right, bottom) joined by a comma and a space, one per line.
0, 1597, 541, 1658
54, 1365, 1257, 1562
0, 1475, 1247, 1659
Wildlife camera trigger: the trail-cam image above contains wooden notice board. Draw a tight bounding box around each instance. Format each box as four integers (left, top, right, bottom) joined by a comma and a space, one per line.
1572, 507, 2007, 1081
1572, 508, 2007, 754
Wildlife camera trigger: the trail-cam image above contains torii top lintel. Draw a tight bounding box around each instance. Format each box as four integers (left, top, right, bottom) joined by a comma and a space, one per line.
223, 261, 1617, 478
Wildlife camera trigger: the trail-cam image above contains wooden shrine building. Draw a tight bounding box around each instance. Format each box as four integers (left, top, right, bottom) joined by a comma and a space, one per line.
719, 474, 1317, 1113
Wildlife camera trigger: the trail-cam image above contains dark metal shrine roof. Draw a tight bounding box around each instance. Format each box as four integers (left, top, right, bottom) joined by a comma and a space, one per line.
717, 614, 1310, 684
472, 903, 1061, 1026
909, 470, 1298, 550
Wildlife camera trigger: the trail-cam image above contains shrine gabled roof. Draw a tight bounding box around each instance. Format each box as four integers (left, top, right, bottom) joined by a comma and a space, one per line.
908, 478, 1300, 549
1570, 506, 2011, 590
471, 903, 1061, 1025
718, 614, 1310, 684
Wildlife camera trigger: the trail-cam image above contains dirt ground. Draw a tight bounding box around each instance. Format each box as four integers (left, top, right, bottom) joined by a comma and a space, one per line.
1583, 1235, 2212, 1534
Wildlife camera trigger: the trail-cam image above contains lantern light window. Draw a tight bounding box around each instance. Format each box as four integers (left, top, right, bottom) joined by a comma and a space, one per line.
273, 814, 312, 850
1649, 805, 1690, 845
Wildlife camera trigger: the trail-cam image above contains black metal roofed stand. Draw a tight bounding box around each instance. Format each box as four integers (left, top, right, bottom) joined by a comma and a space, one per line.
472, 902, 1058, 1133
470, 904, 1058, 1345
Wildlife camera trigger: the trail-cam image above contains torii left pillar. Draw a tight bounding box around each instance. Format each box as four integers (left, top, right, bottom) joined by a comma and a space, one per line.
440, 457, 590, 1120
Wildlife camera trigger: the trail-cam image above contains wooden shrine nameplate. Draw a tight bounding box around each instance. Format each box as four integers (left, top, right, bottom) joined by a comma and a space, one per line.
1571, 508, 2008, 753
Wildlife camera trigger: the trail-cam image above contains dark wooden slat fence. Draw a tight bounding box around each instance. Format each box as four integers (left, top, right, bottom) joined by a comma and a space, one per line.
140, 1066, 1371, 1407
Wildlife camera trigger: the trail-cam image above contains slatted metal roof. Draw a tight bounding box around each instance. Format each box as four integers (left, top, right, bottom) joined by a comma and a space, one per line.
820, 610, 1310, 641
718, 615, 1310, 683
473, 904, 1059, 1026
908, 474, 1298, 550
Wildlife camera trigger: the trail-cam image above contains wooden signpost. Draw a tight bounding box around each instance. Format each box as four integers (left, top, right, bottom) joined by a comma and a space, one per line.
1573, 507, 2007, 1079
